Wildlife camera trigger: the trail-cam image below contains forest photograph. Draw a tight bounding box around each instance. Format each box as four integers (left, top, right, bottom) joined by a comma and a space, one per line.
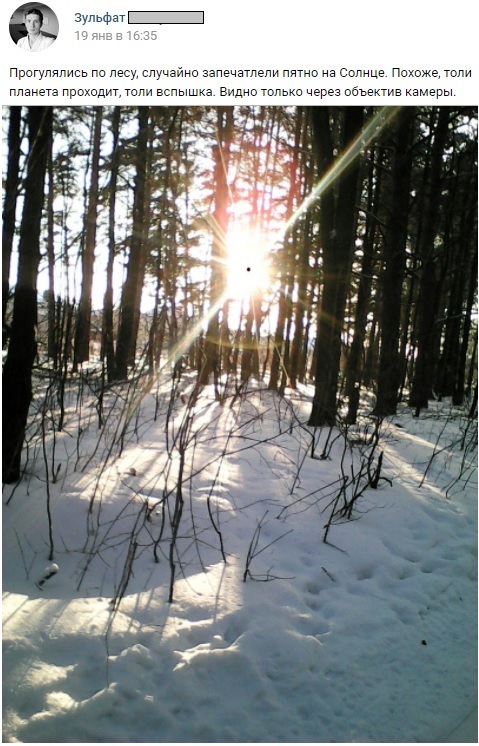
2, 105, 478, 742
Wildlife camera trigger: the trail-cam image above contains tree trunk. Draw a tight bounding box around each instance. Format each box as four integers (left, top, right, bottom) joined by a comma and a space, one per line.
289, 216, 313, 388
373, 108, 414, 416
46, 136, 57, 364
437, 150, 477, 404
269, 256, 292, 391
3, 107, 52, 484
345, 146, 383, 423
116, 106, 150, 378
308, 106, 363, 426
2, 106, 22, 343
409, 108, 450, 412
454, 248, 478, 405
74, 106, 103, 367
199, 106, 233, 391
102, 106, 121, 382
268, 111, 303, 392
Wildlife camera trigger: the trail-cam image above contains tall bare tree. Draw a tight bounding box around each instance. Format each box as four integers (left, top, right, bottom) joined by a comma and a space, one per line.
73, 106, 103, 367
3, 107, 52, 483
116, 106, 151, 378
373, 108, 414, 416
345, 144, 383, 422
308, 106, 364, 426
2, 106, 22, 344
199, 106, 234, 393
409, 109, 450, 411
101, 106, 121, 381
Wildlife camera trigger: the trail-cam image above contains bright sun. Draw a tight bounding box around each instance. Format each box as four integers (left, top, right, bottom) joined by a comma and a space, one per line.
225, 226, 270, 301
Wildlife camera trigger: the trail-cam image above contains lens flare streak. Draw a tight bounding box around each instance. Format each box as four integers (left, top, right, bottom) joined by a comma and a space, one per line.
282, 106, 402, 236
165, 107, 403, 374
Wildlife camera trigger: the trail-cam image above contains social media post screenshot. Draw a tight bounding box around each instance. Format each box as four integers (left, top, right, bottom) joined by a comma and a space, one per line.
2, 0, 478, 105
2, 1, 478, 744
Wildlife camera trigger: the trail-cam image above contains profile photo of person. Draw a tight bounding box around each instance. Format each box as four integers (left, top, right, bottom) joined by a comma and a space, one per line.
9, 4, 58, 51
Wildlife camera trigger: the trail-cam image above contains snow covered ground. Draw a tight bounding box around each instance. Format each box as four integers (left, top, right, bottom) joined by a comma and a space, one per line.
2, 376, 477, 742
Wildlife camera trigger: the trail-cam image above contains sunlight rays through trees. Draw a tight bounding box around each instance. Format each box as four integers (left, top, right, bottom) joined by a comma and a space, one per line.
2, 104, 478, 482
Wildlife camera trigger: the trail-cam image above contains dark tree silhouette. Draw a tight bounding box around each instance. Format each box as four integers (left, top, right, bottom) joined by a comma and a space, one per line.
102, 106, 121, 382
3, 107, 52, 484
409, 108, 450, 412
2, 106, 22, 344
74, 106, 103, 368
116, 106, 151, 379
199, 106, 234, 393
308, 106, 364, 426
345, 144, 384, 423
374, 107, 414, 416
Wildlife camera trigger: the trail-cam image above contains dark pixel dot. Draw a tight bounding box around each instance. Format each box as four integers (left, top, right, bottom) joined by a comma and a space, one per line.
246, 267, 251, 272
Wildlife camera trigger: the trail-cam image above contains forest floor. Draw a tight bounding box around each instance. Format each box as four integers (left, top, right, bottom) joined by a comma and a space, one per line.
2, 374, 478, 743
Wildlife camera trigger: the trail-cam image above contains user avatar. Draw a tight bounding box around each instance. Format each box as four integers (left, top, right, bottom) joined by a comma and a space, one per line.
10, 3, 58, 51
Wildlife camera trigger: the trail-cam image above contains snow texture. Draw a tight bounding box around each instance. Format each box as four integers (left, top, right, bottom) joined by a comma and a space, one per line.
2, 379, 477, 743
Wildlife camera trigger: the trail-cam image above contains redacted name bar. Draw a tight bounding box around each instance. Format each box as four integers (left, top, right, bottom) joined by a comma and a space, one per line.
128, 11, 204, 24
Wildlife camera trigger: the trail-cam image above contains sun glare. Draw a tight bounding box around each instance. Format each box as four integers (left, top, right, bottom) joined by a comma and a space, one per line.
225, 226, 270, 301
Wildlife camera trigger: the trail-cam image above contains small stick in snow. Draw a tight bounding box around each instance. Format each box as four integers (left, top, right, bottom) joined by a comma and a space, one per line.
36, 563, 59, 590
321, 566, 335, 582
